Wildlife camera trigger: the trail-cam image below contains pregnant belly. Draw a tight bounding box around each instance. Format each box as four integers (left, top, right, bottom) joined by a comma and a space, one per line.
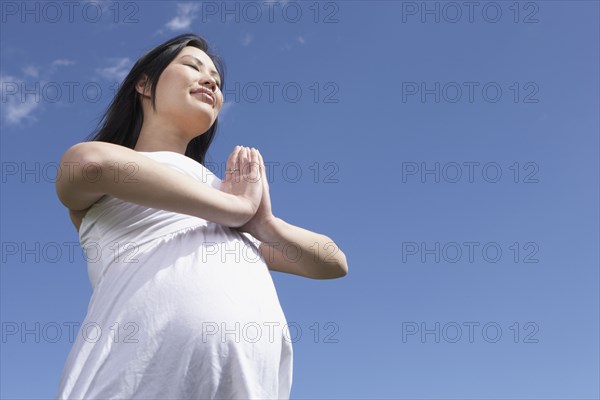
128, 242, 284, 342
88, 226, 285, 346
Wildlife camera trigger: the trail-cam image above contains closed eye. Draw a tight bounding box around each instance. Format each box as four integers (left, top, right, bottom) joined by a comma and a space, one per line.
186, 64, 221, 89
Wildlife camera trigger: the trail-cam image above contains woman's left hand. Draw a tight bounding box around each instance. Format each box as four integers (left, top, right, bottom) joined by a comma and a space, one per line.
235, 148, 276, 240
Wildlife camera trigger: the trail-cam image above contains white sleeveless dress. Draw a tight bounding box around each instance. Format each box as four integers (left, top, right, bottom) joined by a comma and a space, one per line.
55, 151, 293, 399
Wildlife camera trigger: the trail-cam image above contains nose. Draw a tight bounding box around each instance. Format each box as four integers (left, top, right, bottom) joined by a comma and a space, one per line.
201, 75, 218, 93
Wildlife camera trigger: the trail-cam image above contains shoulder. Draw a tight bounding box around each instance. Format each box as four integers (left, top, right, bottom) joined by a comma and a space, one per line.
59, 142, 133, 169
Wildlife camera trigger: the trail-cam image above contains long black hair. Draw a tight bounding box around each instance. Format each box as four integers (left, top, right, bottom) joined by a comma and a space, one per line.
85, 33, 226, 165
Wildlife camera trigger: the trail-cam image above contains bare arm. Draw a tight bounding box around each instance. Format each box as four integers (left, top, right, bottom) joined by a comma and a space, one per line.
232, 149, 347, 279
257, 217, 348, 279
55, 142, 259, 227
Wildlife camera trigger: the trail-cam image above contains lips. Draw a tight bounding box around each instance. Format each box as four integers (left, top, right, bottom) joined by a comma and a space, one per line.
190, 87, 215, 106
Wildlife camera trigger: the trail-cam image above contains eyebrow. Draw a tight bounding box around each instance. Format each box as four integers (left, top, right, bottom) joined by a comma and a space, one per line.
180, 55, 220, 80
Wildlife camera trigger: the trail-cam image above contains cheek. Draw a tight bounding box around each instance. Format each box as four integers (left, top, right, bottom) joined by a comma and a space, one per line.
156, 69, 187, 102
154, 78, 171, 101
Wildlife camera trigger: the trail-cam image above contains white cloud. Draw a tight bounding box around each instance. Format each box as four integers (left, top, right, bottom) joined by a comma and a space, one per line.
48, 59, 76, 75
95, 58, 132, 83
1, 56, 79, 127
279, 33, 310, 51
52, 59, 75, 67
263, 0, 290, 5
1, 55, 104, 127
5, 95, 40, 125
0, 74, 41, 125
241, 33, 254, 47
22, 66, 39, 78
165, 2, 200, 31
0, 74, 20, 92
82, 0, 112, 13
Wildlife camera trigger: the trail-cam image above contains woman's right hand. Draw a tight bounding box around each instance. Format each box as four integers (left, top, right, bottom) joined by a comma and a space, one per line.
219, 146, 263, 219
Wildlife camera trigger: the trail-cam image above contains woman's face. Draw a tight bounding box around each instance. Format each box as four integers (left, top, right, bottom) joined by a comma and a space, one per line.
137, 46, 224, 138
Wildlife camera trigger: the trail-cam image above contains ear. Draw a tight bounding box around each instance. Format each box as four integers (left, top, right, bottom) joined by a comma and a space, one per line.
135, 73, 151, 97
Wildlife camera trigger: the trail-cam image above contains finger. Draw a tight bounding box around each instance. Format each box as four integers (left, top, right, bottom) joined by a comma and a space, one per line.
226, 146, 242, 179
257, 149, 264, 167
241, 147, 253, 178
255, 149, 263, 176
256, 150, 265, 177
226, 145, 241, 172
258, 151, 269, 188
249, 148, 260, 179
238, 147, 248, 169
245, 148, 255, 179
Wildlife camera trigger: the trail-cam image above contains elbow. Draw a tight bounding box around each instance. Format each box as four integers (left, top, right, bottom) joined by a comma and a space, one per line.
60, 142, 108, 182
65, 141, 106, 165
329, 247, 348, 278
337, 253, 349, 277
55, 142, 106, 209
320, 239, 348, 279
312, 253, 348, 280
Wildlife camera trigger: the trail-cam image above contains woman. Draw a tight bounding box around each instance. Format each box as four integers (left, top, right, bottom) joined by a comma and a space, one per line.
54, 33, 348, 399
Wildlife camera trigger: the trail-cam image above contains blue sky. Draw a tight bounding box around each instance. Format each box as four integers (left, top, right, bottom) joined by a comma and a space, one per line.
1, 0, 599, 398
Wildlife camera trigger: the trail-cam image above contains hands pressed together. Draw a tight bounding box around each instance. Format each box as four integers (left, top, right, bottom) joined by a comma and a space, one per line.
218, 145, 349, 279
219, 145, 275, 239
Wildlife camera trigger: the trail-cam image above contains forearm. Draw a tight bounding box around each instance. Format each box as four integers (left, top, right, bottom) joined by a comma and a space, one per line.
259, 217, 348, 279
57, 142, 253, 227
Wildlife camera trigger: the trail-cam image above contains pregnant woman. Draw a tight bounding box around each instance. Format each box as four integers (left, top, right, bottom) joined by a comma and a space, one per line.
54, 33, 348, 399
